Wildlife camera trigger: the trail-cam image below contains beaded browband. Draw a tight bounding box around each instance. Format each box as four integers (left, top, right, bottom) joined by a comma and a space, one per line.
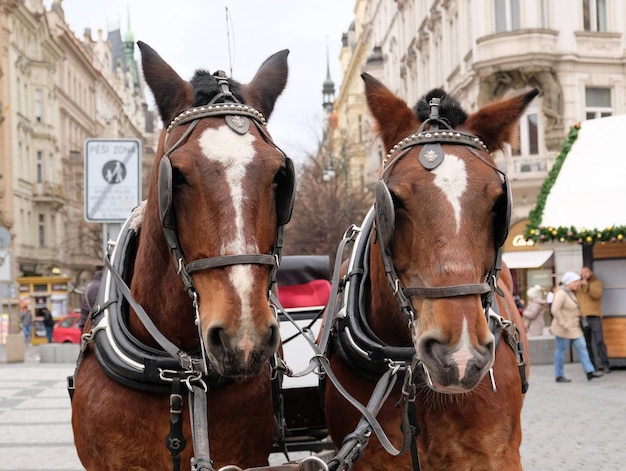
384, 129, 489, 166
166, 103, 267, 134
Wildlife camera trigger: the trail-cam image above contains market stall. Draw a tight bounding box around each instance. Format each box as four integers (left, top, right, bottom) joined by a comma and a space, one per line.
525, 116, 626, 365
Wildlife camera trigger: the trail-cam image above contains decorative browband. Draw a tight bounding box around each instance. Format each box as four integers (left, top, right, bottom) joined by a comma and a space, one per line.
166, 103, 267, 133
384, 130, 489, 166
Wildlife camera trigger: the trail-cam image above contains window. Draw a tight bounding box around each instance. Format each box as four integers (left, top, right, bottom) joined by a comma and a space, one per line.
512, 111, 540, 156
38, 214, 45, 247
585, 87, 612, 119
495, 0, 520, 33
583, 0, 607, 32
37, 151, 43, 183
34, 89, 42, 122
50, 214, 56, 247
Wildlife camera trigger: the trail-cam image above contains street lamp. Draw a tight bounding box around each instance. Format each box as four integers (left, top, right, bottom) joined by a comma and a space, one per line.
322, 165, 336, 182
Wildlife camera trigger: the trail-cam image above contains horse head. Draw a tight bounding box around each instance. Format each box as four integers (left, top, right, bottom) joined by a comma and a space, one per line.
134, 42, 294, 377
363, 73, 537, 393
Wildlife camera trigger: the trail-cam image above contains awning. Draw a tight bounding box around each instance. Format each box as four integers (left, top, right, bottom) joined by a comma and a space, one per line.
502, 250, 553, 269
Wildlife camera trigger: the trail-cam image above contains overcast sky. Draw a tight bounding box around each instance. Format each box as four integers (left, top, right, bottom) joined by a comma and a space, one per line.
48, 0, 356, 161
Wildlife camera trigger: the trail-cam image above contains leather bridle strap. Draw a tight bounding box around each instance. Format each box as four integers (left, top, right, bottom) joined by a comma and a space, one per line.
103, 254, 205, 373
186, 254, 276, 273
404, 282, 490, 298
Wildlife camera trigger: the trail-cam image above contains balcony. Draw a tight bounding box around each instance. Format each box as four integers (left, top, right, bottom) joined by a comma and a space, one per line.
32, 181, 66, 210
495, 151, 557, 184
475, 29, 559, 68
574, 31, 622, 58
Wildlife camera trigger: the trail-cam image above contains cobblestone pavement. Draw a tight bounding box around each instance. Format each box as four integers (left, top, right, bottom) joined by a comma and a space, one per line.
1, 345, 624, 470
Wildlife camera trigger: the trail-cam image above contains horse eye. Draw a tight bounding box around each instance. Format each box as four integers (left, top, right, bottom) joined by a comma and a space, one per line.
172, 166, 188, 186
390, 190, 405, 210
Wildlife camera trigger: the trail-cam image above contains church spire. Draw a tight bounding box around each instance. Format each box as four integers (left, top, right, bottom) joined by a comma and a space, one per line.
322, 45, 335, 113
123, 2, 139, 92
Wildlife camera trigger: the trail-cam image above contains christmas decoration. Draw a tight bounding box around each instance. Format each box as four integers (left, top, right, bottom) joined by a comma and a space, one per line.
524, 122, 625, 245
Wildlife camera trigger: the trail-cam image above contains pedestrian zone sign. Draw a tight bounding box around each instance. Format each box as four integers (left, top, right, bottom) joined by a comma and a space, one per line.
84, 139, 142, 222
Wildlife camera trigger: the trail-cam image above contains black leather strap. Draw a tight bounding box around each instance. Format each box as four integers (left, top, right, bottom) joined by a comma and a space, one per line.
404, 282, 490, 298
103, 255, 190, 367
186, 254, 276, 273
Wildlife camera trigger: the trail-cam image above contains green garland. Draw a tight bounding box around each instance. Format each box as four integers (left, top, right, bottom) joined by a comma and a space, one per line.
524, 122, 626, 245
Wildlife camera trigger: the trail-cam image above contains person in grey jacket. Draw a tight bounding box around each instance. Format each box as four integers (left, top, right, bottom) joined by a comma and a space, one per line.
550, 271, 603, 383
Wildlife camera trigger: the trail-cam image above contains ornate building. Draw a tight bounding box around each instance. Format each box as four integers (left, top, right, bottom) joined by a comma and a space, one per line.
329, 0, 626, 295
333, 0, 626, 217
0, 0, 153, 321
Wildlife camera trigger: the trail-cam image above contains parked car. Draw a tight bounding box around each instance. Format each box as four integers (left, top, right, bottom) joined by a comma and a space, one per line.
52, 313, 82, 344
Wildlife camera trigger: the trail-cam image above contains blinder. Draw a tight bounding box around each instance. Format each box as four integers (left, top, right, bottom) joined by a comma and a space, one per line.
374, 180, 395, 254
157, 153, 295, 231
493, 176, 511, 249
374, 175, 511, 254
276, 156, 296, 226
158, 156, 175, 231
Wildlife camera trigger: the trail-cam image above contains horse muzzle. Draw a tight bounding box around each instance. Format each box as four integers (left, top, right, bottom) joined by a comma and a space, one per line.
416, 331, 495, 393
204, 321, 279, 377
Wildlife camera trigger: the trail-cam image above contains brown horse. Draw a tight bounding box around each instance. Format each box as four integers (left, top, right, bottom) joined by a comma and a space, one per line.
71, 42, 294, 470
323, 75, 537, 470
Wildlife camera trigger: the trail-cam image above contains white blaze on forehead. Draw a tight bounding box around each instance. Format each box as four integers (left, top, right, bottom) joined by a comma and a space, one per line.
431, 154, 467, 233
198, 126, 258, 358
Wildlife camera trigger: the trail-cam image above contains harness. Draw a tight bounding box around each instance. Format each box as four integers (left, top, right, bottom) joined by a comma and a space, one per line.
68, 72, 295, 471
309, 98, 528, 470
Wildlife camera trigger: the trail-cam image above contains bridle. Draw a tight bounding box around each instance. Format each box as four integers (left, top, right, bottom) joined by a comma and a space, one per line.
158, 71, 295, 320
374, 97, 511, 323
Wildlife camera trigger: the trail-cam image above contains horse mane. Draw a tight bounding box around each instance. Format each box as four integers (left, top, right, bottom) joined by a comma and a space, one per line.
190, 70, 245, 106
413, 88, 468, 128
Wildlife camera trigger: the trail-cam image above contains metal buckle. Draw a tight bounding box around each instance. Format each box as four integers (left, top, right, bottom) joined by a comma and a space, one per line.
170, 393, 183, 414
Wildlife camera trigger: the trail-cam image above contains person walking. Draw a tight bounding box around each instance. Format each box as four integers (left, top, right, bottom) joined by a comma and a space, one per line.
42, 307, 54, 343
523, 284, 547, 336
79, 265, 104, 330
577, 265, 610, 373
550, 271, 603, 383
19, 305, 33, 345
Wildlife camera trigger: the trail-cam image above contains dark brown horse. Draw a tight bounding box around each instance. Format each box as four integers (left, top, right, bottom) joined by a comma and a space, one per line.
323, 75, 536, 470
71, 42, 294, 470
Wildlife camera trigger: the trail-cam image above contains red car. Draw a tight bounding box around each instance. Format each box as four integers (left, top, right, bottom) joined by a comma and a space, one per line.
52, 313, 82, 344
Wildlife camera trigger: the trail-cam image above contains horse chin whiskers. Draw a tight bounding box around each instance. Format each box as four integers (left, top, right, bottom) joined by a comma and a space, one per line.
417, 377, 494, 410
419, 355, 491, 395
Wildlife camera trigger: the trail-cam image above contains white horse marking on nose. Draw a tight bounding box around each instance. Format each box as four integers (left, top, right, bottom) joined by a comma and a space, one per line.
451, 317, 472, 379
198, 126, 258, 345
431, 155, 467, 233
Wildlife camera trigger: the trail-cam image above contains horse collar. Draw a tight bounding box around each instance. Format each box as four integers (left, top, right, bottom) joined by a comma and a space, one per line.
73, 215, 231, 395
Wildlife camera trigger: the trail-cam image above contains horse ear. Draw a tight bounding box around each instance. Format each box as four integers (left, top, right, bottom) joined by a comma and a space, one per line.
138, 41, 193, 126
362, 73, 418, 150
241, 49, 289, 119
464, 88, 540, 152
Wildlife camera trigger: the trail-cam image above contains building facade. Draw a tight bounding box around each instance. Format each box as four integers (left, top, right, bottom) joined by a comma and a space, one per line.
330, 0, 626, 297
0, 0, 153, 323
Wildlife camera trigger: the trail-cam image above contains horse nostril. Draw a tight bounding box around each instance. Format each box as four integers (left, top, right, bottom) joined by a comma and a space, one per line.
208, 326, 226, 350
267, 323, 279, 350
